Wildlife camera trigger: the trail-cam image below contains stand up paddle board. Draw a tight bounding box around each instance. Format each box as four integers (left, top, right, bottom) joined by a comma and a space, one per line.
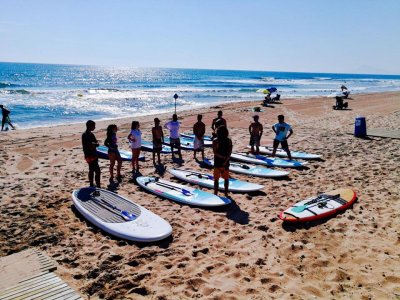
141, 140, 176, 153
96, 145, 145, 161
180, 133, 213, 146
279, 188, 357, 222
163, 137, 195, 150
231, 152, 307, 168
247, 145, 321, 160
72, 187, 172, 242
136, 176, 231, 207
168, 168, 264, 192
203, 158, 290, 178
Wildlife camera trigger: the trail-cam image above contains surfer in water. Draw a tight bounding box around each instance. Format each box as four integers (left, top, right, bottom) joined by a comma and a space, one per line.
128, 121, 142, 173
249, 115, 263, 154
152, 118, 164, 165
0, 105, 16, 131
105, 124, 122, 183
211, 110, 227, 138
164, 114, 182, 161
212, 125, 232, 197
271, 115, 293, 160
193, 114, 206, 161
82, 120, 101, 188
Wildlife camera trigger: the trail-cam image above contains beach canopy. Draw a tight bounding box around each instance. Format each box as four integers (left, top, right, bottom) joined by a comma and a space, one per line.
259, 87, 277, 94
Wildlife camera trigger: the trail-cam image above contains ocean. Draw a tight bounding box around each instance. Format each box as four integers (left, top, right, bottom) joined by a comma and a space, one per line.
1, 62, 400, 129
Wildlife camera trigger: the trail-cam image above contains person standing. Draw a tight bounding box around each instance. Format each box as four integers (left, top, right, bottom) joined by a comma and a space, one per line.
104, 124, 122, 183
249, 115, 263, 154
212, 126, 232, 197
0, 105, 16, 131
152, 118, 164, 165
271, 115, 293, 160
128, 121, 142, 173
82, 120, 101, 188
164, 114, 182, 160
193, 114, 206, 161
211, 110, 227, 138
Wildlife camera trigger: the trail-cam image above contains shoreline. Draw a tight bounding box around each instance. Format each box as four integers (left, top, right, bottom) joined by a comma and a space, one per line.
0, 91, 399, 299
2, 90, 399, 132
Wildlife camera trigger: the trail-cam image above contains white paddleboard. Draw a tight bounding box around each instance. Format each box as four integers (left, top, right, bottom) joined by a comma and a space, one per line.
247, 145, 321, 160
136, 176, 231, 207
231, 152, 307, 168
72, 187, 172, 242
180, 133, 213, 146
96, 145, 145, 162
168, 168, 264, 192
141, 140, 176, 153
203, 158, 290, 178
163, 137, 195, 150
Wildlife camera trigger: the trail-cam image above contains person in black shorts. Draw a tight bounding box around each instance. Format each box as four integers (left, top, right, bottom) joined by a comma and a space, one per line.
271, 115, 293, 160
1, 105, 16, 131
82, 120, 101, 188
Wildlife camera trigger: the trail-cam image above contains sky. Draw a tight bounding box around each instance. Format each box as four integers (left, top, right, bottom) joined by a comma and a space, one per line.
0, 0, 399, 74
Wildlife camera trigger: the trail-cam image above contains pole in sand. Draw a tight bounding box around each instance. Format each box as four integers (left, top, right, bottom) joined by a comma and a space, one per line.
173, 93, 179, 114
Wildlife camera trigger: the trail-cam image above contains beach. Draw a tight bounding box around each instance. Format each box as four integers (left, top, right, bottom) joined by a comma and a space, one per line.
0, 91, 399, 299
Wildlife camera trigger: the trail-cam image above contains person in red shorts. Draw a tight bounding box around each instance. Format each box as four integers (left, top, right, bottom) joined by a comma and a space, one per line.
212, 125, 232, 197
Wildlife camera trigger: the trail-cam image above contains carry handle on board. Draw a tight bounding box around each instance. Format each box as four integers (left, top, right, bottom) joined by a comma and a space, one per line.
291, 194, 340, 213
90, 191, 136, 221
146, 177, 193, 196
230, 162, 250, 170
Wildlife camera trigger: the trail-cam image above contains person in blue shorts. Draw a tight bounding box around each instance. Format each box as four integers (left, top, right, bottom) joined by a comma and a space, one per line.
272, 115, 293, 160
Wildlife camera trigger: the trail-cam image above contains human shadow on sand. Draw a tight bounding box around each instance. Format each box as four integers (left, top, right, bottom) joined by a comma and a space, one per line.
281, 198, 358, 232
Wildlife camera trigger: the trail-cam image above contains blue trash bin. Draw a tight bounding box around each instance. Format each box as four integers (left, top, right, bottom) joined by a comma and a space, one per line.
354, 116, 367, 137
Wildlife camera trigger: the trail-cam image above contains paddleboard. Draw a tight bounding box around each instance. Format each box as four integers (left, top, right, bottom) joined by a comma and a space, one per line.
141, 140, 176, 153
96, 145, 145, 161
279, 188, 357, 222
247, 145, 321, 160
168, 168, 264, 192
163, 137, 195, 150
203, 158, 290, 178
231, 152, 307, 168
180, 133, 213, 146
72, 187, 172, 242
136, 176, 231, 207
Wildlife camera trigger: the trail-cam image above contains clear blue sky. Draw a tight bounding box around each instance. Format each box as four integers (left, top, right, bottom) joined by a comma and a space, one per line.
1, 0, 399, 74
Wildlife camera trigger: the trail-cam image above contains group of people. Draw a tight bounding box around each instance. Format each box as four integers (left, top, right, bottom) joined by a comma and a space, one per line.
81, 110, 293, 197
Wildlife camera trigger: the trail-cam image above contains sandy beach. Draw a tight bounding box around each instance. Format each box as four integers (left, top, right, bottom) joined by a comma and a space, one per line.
0, 92, 399, 299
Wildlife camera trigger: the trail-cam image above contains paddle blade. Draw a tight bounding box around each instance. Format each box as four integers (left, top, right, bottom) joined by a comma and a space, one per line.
291, 205, 307, 213
182, 189, 193, 196
121, 211, 136, 221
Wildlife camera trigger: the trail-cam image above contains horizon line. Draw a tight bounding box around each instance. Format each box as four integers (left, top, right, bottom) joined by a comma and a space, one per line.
0, 60, 399, 77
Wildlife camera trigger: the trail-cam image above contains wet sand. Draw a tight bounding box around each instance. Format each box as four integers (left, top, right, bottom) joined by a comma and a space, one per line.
0, 92, 399, 299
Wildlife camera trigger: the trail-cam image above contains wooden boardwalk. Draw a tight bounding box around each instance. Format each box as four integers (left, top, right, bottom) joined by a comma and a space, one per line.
0, 250, 83, 300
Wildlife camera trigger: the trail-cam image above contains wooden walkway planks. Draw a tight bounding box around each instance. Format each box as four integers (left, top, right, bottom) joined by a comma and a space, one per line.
0, 250, 84, 300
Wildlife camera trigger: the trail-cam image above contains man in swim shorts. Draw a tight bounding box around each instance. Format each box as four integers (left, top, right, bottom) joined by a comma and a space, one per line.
164, 114, 182, 160
82, 120, 101, 188
272, 115, 293, 160
249, 115, 263, 154
193, 114, 205, 161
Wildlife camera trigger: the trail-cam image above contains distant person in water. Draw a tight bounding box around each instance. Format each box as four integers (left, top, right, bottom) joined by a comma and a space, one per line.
271, 115, 293, 160
128, 121, 142, 173
212, 125, 232, 197
249, 115, 263, 154
164, 114, 182, 160
105, 124, 122, 183
0, 105, 16, 131
82, 120, 101, 188
152, 118, 164, 165
193, 114, 206, 161
211, 110, 227, 138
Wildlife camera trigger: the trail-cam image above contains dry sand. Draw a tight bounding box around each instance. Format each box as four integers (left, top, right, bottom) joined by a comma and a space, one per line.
0, 92, 399, 299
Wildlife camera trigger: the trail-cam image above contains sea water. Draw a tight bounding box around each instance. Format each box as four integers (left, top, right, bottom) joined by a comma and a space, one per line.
1, 62, 400, 128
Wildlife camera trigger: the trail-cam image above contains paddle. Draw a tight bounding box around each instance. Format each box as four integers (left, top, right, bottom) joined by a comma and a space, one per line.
147, 178, 193, 196
90, 191, 136, 221
230, 162, 250, 170
182, 169, 214, 180
291, 194, 340, 213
